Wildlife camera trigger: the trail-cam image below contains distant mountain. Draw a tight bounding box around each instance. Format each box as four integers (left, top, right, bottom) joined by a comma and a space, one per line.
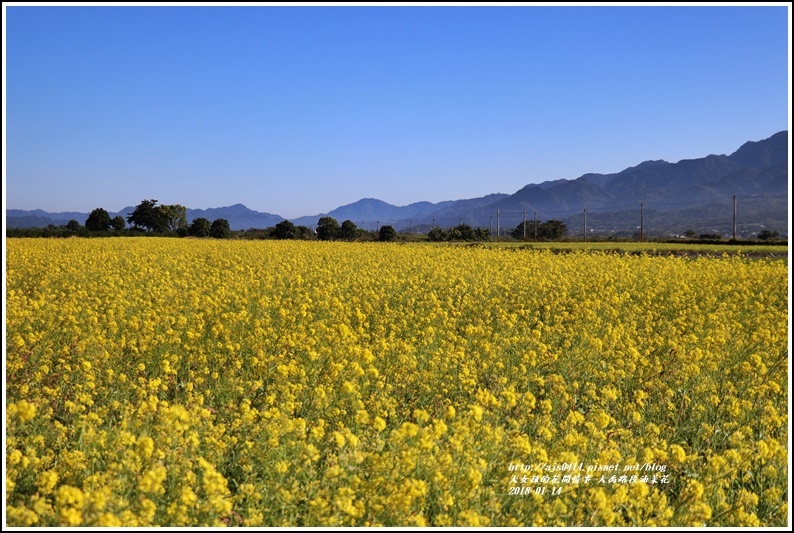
6, 215, 77, 229
727, 131, 788, 169
456, 130, 788, 237
6, 204, 283, 231
185, 204, 283, 230
288, 130, 787, 236
6, 131, 788, 237
6, 208, 102, 227
292, 198, 411, 228
290, 194, 508, 229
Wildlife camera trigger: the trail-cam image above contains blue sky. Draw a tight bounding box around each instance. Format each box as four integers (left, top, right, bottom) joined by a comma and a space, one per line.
4, 4, 791, 219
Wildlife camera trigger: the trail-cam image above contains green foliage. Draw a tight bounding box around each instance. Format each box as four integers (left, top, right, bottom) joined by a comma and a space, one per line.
236, 228, 270, 240
427, 224, 489, 242
126, 199, 187, 233
511, 219, 568, 241
757, 229, 780, 240
272, 220, 298, 239
378, 225, 396, 242
160, 204, 188, 232
474, 227, 490, 240
296, 225, 315, 240
189, 218, 212, 237
110, 216, 126, 231
210, 218, 232, 239
127, 199, 163, 231
85, 208, 111, 231
449, 223, 475, 241
66, 219, 81, 232
340, 220, 359, 241
316, 217, 340, 241
428, 227, 447, 242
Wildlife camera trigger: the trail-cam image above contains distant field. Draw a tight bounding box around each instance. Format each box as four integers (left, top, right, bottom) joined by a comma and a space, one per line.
6, 238, 788, 526
448, 241, 789, 256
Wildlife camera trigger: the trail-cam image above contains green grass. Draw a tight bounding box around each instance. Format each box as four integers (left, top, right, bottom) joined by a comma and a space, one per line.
439, 240, 788, 256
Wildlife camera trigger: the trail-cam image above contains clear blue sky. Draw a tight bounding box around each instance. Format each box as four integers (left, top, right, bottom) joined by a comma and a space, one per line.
4, 4, 791, 219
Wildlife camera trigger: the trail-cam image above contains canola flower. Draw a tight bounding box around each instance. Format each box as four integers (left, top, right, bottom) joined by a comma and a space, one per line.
5, 238, 788, 526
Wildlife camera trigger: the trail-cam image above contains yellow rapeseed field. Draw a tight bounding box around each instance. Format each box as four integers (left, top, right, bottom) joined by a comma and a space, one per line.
5, 238, 789, 526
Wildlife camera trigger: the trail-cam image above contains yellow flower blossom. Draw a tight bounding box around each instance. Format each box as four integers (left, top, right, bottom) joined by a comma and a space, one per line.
372, 416, 387, 431
36, 470, 59, 494
4, 239, 787, 527
15, 400, 37, 422
137, 436, 155, 458
137, 465, 167, 495
670, 444, 687, 463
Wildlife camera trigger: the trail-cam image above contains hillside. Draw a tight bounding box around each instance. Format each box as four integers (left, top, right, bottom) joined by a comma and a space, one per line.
7, 131, 788, 237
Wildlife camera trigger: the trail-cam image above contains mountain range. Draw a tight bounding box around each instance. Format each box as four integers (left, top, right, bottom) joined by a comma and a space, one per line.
6, 131, 789, 238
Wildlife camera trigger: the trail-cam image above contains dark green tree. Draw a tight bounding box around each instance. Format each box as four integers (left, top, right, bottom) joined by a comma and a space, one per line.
541, 220, 567, 240
510, 222, 525, 240
512, 219, 568, 241
126, 200, 189, 233
474, 227, 490, 241
427, 226, 447, 241
757, 229, 780, 240
127, 199, 164, 231
296, 225, 315, 240
378, 225, 396, 242
272, 220, 298, 239
110, 215, 126, 230
316, 217, 340, 241
210, 218, 232, 239
340, 220, 358, 241
66, 219, 81, 232
85, 208, 111, 231
189, 217, 212, 237
449, 224, 476, 241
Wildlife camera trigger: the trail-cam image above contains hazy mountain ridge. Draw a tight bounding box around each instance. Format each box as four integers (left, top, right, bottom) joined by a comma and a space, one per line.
186, 204, 284, 229
6, 131, 788, 236
7, 205, 283, 232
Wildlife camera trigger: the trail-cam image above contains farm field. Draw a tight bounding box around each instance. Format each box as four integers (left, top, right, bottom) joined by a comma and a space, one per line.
5, 238, 789, 526
435, 240, 789, 256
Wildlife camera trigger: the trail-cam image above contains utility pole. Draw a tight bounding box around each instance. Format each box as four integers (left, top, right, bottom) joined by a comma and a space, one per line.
523, 209, 527, 241
496, 209, 500, 242
640, 202, 644, 242
534, 210, 537, 241
732, 195, 737, 240
489, 215, 493, 239
583, 208, 587, 243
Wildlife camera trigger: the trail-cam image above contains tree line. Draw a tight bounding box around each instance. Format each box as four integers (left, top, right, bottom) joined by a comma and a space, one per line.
425, 220, 568, 242
7, 199, 576, 242
120, 199, 234, 238
271, 218, 570, 242
272, 217, 398, 242
7, 200, 232, 239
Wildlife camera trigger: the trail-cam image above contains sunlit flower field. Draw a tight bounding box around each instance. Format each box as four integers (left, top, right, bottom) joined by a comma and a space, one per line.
5, 238, 788, 526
